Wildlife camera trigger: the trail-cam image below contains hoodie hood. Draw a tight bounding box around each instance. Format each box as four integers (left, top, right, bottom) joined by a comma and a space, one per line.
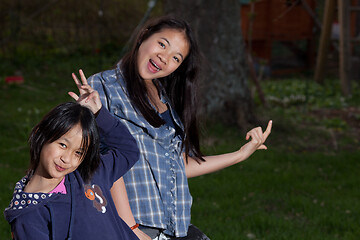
4, 174, 58, 223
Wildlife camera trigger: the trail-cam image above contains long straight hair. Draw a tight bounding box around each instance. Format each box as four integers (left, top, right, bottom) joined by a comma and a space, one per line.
120, 16, 204, 162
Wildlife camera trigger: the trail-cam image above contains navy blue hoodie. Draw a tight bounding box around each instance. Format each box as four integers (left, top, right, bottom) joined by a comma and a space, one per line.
4, 107, 140, 240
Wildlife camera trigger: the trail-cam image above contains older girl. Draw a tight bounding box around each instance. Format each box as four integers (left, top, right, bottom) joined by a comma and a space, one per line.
89, 16, 271, 239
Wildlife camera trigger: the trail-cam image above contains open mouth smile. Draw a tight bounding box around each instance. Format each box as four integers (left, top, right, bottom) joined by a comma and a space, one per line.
149, 59, 161, 72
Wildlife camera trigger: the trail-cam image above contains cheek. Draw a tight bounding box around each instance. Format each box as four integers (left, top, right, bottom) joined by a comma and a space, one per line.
137, 51, 147, 73
70, 158, 82, 171
168, 63, 181, 75
74, 160, 82, 169
39, 145, 54, 163
138, 44, 149, 61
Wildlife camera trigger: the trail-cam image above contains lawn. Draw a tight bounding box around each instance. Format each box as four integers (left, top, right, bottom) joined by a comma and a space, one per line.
1, 53, 360, 239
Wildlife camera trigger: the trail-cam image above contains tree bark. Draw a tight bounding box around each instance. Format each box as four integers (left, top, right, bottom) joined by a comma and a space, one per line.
163, 0, 255, 127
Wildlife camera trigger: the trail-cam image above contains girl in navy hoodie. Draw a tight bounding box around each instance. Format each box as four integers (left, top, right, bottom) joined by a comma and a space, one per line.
4, 70, 140, 240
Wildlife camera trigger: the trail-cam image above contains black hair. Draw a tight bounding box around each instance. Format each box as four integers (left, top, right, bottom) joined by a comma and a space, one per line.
28, 102, 100, 182
120, 15, 204, 162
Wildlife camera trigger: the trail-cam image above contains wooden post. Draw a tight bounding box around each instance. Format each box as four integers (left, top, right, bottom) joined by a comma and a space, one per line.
338, 0, 352, 96
314, 0, 336, 83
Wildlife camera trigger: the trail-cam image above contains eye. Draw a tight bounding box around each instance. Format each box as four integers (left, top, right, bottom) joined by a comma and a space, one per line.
158, 41, 165, 49
173, 56, 180, 63
75, 151, 83, 158
59, 143, 67, 149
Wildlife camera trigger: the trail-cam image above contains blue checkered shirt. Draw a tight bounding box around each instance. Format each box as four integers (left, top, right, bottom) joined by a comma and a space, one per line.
88, 66, 192, 237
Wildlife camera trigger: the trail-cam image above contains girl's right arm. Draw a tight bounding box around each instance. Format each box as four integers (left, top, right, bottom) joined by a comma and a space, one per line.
111, 178, 152, 240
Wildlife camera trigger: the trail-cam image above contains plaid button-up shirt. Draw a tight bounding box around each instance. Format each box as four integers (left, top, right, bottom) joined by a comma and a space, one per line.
89, 66, 192, 237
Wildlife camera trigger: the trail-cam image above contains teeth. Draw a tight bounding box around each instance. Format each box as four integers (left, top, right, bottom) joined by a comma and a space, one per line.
150, 60, 160, 71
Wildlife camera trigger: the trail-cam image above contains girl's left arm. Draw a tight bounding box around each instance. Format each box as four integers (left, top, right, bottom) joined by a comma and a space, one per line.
184, 120, 272, 178
96, 106, 139, 177
70, 69, 139, 177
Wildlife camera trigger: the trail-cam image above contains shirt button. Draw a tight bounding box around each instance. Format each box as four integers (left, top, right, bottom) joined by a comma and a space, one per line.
165, 153, 169, 157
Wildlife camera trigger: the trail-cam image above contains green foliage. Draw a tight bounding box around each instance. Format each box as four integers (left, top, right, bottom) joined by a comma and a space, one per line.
250, 78, 360, 153
259, 78, 360, 109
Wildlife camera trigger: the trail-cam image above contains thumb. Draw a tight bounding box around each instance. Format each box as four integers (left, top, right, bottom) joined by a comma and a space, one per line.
68, 92, 79, 101
257, 144, 267, 150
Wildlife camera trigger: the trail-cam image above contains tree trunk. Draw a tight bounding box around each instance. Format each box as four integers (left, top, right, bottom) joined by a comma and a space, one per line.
163, 0, 255, 127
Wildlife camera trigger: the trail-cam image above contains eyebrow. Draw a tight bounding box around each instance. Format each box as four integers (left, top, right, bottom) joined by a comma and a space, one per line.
160, 37, 184, 61
161, 37, 170, 46
62, 137, 70, 144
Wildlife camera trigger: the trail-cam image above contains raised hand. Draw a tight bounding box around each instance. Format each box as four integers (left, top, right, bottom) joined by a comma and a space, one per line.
239, 120, 272, 160
68, 69, 102, 115
184, 120, 273, 178
246, 120, 272, 149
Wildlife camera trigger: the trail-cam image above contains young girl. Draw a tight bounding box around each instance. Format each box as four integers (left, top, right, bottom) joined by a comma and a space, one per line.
4, 70, 140, 240
89, 16, 272, 239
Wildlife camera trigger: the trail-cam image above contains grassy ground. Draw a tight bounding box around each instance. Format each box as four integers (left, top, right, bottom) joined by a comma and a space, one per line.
1, 53, 360, 239
190, 151, 360, 240
190, 78, 360, 239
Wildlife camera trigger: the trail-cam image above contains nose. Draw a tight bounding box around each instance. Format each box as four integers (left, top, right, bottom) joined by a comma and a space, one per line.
158, 53, 168, 65
60, 151, 72, 164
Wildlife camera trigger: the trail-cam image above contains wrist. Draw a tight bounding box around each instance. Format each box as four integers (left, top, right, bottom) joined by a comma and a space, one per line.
131, 223, 139, 230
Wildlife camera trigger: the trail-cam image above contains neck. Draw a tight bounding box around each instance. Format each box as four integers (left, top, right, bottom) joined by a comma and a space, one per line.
145, 79, 168, 113
24, 174, 64, 193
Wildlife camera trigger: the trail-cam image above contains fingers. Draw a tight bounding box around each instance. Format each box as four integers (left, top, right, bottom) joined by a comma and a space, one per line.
79, 85, 95, 101
68, 92, 79, 101
72, 73, 82, 88
258, 144, 267, 150
246, 127, 263, 144
79, 69, 88, 85
85, 91, 98, 103
72, 69, 88, 88
263, 120, 272, 139
246, 132, 250, 141
245, 120, 272, 150
80, 84, 93, 92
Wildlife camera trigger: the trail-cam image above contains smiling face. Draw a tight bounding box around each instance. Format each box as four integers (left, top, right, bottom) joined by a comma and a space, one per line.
137, 28, 190, 81
35, 123, 85, 181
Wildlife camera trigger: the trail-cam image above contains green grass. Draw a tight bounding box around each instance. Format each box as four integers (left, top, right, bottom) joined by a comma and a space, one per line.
1, 53, 360, 239
190, 149, 360, 239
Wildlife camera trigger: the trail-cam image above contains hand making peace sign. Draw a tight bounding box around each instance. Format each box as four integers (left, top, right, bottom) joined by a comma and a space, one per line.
68, 69, 102, 115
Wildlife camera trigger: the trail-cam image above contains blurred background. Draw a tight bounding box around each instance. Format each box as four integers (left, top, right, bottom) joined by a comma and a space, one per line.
1, 0, 360, 239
